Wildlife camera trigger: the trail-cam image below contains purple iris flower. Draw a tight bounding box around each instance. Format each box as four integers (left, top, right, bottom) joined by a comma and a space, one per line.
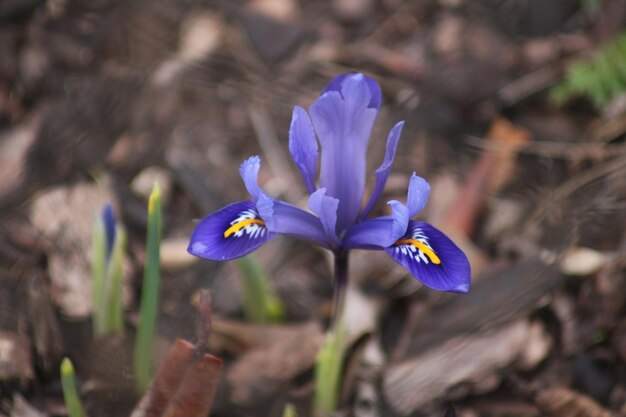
102, 203, 117, 262
188, 73, 470, 293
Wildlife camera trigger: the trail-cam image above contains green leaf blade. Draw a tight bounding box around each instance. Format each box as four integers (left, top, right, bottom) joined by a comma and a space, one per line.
133, 183, 163, 393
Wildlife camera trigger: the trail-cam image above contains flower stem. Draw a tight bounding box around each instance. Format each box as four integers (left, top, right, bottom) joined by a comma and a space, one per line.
60, 358, 85, 417
331, 250, 349, 330
313, 250, 350, 416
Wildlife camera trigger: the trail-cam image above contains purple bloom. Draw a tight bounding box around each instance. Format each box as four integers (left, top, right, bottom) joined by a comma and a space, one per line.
188, 73, 470, 293
102, 203, 117, 261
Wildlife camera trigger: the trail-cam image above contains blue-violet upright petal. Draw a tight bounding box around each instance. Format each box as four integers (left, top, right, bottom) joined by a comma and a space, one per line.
323, 73, 382, 110
388, 200, 409, 243
360, 121, 404, 219
309, 74, 378, 232
406, 173, 430, 217
289, 106, 318, 194
308, 188, 341, 248
239, 156, 264, 202
102, 203, 117, 261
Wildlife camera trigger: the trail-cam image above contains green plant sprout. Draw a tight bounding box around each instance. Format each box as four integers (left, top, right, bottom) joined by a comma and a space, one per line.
236, 255, 285, 323
552, 32, 626, 108
313, 319, 346, 417
92, 204, 126, 337
60, 358, 86, 417
282, 403, 298, 417
92, 212, 106, 336
133, 183, 163, 393
106, 225, 126, 333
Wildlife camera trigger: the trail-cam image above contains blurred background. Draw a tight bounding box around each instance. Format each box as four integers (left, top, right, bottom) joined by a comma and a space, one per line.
0, 0, 626, 416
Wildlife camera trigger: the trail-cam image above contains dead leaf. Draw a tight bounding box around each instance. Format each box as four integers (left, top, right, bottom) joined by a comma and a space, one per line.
131, 166, 173, 203
560, 247, 607, 277
160, 238, 198, 271
0, 120, 38, 200
383, 320, 532, 414
210, 316, 320, 353
227, 321, 324, 406
342, 286, 380, 346
10, 394, 46, 417
131, 339, 223, 417
486, 118, 532, 191
26, 272, 63, 373
178, 12, 224, 61
383, 260, 563, 414
441, 117, 530, 237
515, 320, 553, 371
30, 183, 130, 319
535, 387, 614, 417
0, 332, 33, 382
248, 0, 300, 22
353, 337, 387, 417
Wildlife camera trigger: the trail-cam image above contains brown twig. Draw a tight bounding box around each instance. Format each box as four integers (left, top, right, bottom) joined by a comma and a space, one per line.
528, 156, 626, 227
466, 135, 626, 161
194, 289, 212, 354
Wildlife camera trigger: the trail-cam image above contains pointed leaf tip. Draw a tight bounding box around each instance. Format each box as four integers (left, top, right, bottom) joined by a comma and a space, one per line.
61, 357, 74, 376
148, 183, 161, 214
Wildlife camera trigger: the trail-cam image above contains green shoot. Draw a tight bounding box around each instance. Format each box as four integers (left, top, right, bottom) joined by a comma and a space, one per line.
92, 214, 107, 336
134, 183, 162, 393
282, 403, 298, 417
313, 320, 346, 417
60, 358, 86, 417
104, 225, 126, 333
92, 205, 127, 337
236, 255, 284, 323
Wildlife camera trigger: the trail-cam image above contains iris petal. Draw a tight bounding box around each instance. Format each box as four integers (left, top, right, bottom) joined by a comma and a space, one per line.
188, 201, 273, 261
342, 197, 410, 250
385, 221, 470, 293
342, 217, 394, 249
289, 106, 318, 194
102, 203, 117, 260
239, 156, 264, 201
361, 121, 404, 219
406, 174, 430, 217
257, 194, 331, 247
308, 188, 340, 248
310, 74, 378, 232
388, 200, 409, 243
323, 73, 382, 110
